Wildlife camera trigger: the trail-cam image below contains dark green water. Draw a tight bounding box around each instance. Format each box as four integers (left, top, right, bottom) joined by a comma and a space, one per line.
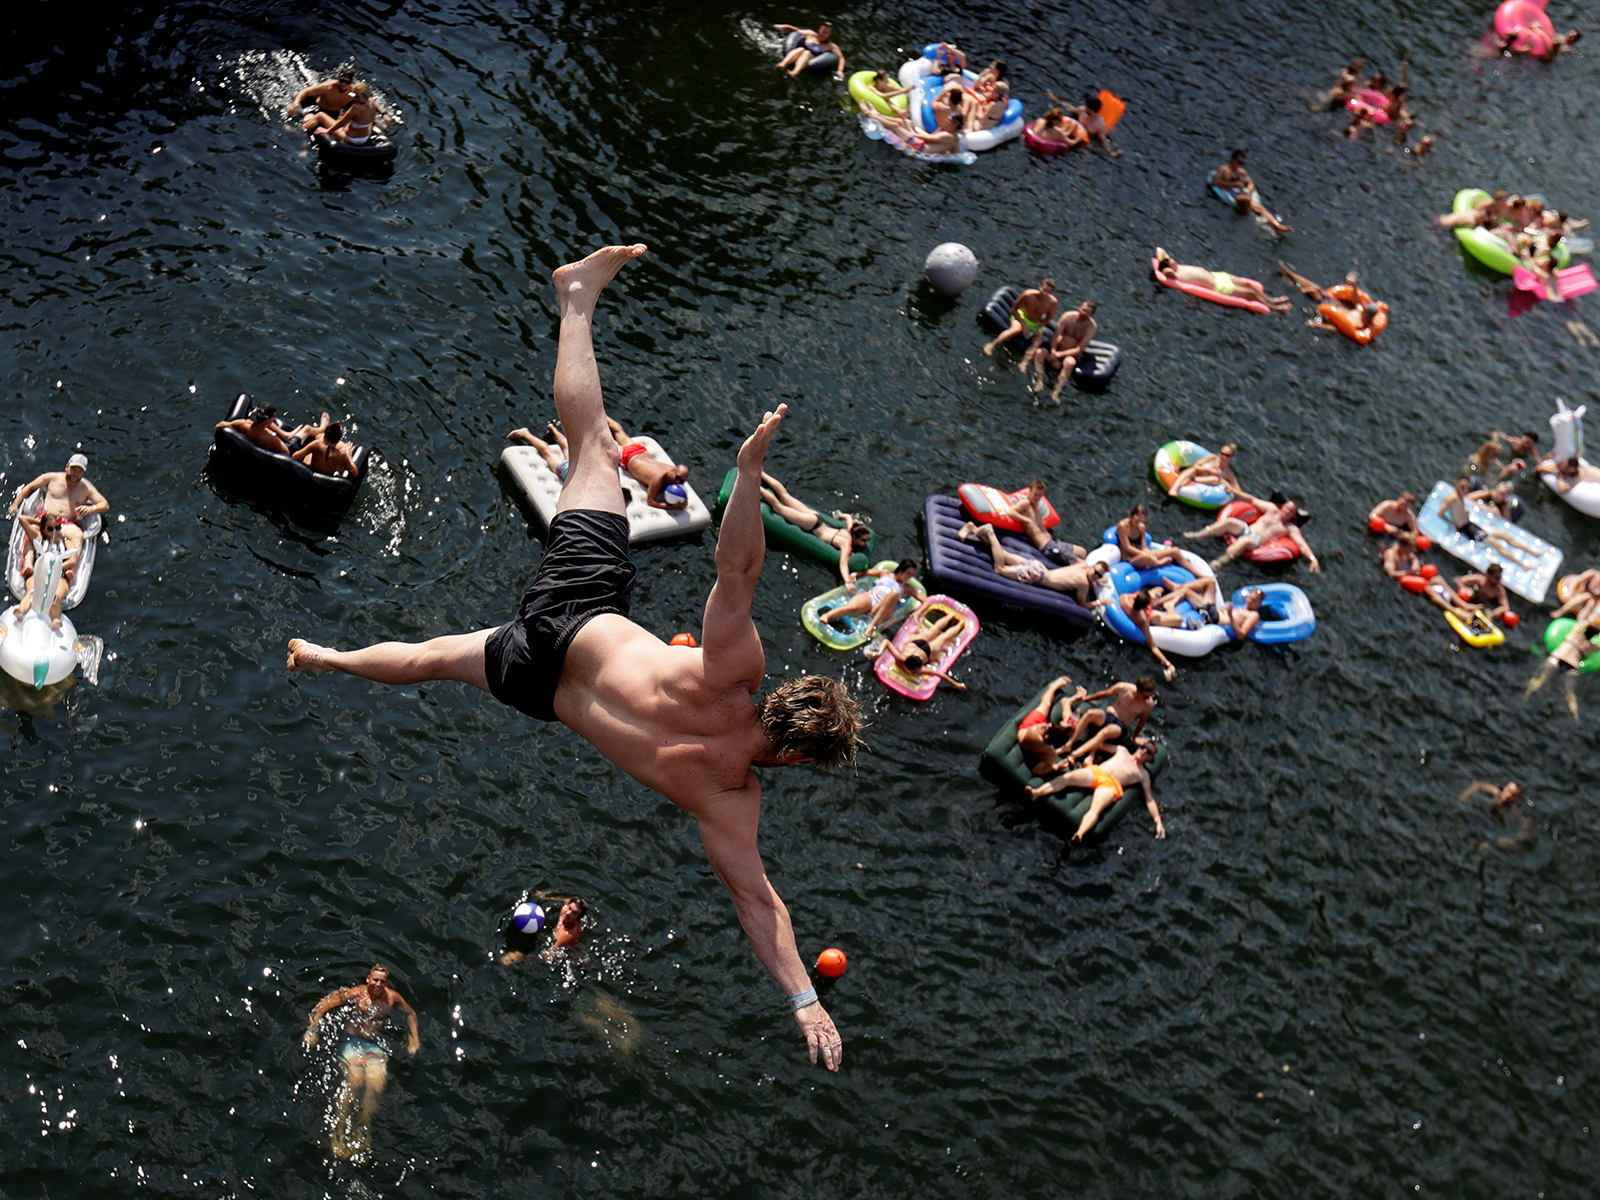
2, 2, 1598, 1195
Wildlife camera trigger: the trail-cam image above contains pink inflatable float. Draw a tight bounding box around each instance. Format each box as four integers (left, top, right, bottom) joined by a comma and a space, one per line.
1495, 0, 1556, 55
1344, 87, 1393, 124
1150, 256, 1272, 315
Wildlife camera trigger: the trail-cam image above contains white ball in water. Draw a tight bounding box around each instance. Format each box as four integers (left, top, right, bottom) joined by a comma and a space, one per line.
513, 902, 545, 933
925, 243, 979, 294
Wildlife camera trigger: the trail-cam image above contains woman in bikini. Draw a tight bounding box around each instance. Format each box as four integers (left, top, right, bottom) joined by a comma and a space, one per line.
760, 471, 873, 585
875, 607, 970, 691
313, 82, 385, 144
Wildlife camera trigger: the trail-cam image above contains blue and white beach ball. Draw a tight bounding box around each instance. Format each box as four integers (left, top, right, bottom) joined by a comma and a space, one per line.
665, 483, 688, 503
513, 901, 545, 934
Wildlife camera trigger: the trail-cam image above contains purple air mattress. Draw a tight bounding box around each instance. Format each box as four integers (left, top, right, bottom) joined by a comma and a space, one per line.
921, 493, 1094, 630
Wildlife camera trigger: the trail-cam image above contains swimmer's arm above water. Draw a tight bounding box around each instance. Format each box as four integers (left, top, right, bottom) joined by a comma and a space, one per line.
696, 782, 842, 1072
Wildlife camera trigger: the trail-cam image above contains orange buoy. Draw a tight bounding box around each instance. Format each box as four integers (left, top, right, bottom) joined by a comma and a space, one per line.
1504, 611, 1521, 628
1400, 574, 1427, 593
1415, 535, 1433, 551
1368, 516, 1387, 533
670, 633, 697, 647
816, 948, 847, 978
1420, 564, 1438, 580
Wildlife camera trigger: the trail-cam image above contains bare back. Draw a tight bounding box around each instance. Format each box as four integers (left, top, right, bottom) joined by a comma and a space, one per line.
558, 616, 763, 810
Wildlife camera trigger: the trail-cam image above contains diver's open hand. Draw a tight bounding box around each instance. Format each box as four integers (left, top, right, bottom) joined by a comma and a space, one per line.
736, 404, 788, 473
796, 1000, 842, 1071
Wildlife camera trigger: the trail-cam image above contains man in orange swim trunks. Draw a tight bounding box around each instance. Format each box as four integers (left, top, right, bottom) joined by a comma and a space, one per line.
1024, 742, 1164, 843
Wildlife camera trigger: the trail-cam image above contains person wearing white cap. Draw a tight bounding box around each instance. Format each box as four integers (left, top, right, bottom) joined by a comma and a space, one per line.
8, 452, 109, 527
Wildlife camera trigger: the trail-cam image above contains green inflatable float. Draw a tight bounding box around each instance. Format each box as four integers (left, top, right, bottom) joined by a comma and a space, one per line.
1453, 188, 1570, 276
846, 70, 908, 118
1541, 617, 1600, 674
716, 467, 875, 573
980, 682, 1169, 843
800, 561, 925, 651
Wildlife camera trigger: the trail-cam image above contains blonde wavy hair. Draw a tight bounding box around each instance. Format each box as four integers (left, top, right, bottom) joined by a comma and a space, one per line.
759, 675, 864, 768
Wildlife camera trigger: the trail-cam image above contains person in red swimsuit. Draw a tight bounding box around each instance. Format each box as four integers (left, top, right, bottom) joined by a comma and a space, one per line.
607, 417, 690, 509
1017, 675, 1086, 776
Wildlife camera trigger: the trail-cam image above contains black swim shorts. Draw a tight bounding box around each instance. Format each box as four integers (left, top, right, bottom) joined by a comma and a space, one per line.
483, 509, 636, 722
1042, 538, 1081, 566
1460, 521, 1487, 541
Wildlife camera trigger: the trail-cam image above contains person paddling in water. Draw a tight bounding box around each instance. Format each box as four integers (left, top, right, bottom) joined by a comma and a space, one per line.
288, 245, 859, 1071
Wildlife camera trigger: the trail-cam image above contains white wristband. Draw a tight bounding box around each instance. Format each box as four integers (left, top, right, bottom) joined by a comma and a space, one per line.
788, 987, 818, 1011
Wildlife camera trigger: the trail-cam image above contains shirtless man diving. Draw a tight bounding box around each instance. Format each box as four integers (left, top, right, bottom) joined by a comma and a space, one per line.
287, 245, 858, 1071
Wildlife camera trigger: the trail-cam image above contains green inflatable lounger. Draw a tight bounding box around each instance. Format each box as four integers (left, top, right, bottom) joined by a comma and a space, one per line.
980, 682, 1169, 843
716, 467, 875, 573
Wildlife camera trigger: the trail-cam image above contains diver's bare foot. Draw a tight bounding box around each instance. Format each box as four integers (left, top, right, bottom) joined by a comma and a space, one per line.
552, 244, 648, 300
509, 427, 535, 445
287, 639, 334, 673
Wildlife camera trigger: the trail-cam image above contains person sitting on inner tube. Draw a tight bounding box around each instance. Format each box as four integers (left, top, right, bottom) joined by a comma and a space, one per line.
1017, 675, 1087, 777
11, 508, 81, 630
982, 277, 1057, 358
1171, 444, 1241, 500
1497, 25, 1581, 60
1211, 150, 1292, 233
959, 60, 1005, 123
293, 420, 362, 478
1368, 491, 1418, 538
957, 522, 1108, 605
860, 101, 963, 157
1184, 486, 1322, 574
1072, 92, 1122, 157
1455, 563, 1513, 621
1117, 503, 1187, 570
756, 470, 872, 586
1029, 108, 1088, 148
773, 21, 846, 80
216, 403, 326, 455
606, 417, 688, 510
1151, 576, 1265, 640
821, 559, 919, 638
1033, 300, 1098, 403
868, 71, 911, 105
309, 81, 389, 146
967, 80, 1013, 133
288, 72, 355, 131
1381, 531, 1421, 580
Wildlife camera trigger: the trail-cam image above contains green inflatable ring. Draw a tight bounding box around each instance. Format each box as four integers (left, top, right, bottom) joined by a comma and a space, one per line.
1541, 617, 1600, 674
979, 682, 1169, 843
716, 467, 875, 573
1453, 188, 1570, 276
847, 70, 908, 118
800, 561, 926, 650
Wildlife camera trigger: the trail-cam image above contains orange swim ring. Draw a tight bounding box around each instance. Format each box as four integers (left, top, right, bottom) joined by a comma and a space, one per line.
1317, 284, 1388, 345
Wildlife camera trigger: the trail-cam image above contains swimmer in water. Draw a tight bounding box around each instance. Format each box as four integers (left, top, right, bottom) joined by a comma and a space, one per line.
1458, 779, 1532, 848
1211, 150, 1292, 233
503, 896, 588, 964
288, 245, 861, 1072
303, 964, 420, 1159
1526, 619, 1598, 718
1168, 444, 1240, 500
